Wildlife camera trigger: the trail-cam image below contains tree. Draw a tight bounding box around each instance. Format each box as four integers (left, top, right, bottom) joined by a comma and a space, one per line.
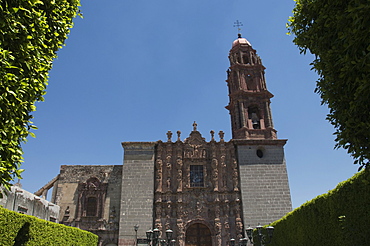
0, 0, 80, 195
287, 0, 370, 169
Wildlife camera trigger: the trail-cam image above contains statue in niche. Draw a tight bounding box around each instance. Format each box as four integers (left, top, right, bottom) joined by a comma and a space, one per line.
236, 218, 244, 240
156, 159, 163, 192
233, 168, 239, 191
215, 220, 222, 246
224, 201, 230, 218
215, 204, 220, 219
166, 177, 171, 191
212, 158, 219, 191
166, 156, 172, 169
224, 221, 230, 237
222, 174, 227, 191
232, 159, 239, 191
220, 155, 226, 168
185, 165, 190, 188
235, 203, 241, 219
177, 169, 182, 192
156, 205, 162, 218
166, 202, 171, 219
176, 158, 183, 169
177, 220, 184, 241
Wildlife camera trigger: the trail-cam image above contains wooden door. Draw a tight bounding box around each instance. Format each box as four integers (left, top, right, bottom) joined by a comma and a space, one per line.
185, 223, 212, 246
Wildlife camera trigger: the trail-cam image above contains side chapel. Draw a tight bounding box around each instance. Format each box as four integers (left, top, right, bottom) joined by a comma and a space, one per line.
43, 34, 292, 246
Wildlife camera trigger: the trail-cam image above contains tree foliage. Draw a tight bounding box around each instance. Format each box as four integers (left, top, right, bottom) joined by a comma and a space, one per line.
0, 0, 80, 193
287, 0, 370, 169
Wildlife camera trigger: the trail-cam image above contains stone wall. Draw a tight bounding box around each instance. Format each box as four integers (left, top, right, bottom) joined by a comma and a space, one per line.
235, 139, 292, 228
119, 142, 156, 246
0, 185, 59, 221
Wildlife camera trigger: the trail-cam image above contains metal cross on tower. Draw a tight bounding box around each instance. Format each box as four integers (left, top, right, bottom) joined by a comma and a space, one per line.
233, 20, 243, 34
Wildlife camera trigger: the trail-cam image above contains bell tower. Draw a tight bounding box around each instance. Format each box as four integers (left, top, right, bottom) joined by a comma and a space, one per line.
226, 33, 277, 140
226, 32, 292, 231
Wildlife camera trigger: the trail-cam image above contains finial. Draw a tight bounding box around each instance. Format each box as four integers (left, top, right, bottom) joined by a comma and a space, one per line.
210, 130, 215, 141
166, 131, 172, 142
233, 20, 243, 37
218, 131, 225, 141
193, 121, 198, 131
177, 130, 181, 142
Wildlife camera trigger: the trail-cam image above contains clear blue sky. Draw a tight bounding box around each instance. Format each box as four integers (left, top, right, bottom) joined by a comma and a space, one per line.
20, 0, 358, 209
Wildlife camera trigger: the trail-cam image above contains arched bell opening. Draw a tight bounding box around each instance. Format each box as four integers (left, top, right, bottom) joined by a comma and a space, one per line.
247, 106, 262, 129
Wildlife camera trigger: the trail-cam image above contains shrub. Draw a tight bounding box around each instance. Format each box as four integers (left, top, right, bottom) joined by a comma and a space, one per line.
269, 169, 370, 246
0, 206, 98, 246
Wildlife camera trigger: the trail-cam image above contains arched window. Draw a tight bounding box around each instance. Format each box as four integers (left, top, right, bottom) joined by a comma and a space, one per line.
76, 177, 108, 220
242, 54, 250, 64
246, 74, 255, 90
86, 197, 97, 216
248, 106, 261, 129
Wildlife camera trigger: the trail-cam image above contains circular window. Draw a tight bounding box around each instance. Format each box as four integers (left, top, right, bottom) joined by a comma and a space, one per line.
256, 149, 264, 158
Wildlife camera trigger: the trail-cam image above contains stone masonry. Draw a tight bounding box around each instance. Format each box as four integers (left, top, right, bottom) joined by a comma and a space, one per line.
119, 142, 156, 246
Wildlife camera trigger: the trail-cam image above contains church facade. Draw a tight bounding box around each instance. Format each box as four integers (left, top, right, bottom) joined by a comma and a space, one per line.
46, 35, 292, 246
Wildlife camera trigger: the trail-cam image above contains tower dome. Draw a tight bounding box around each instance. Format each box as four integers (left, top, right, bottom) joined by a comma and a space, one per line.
232, 33, 251, 47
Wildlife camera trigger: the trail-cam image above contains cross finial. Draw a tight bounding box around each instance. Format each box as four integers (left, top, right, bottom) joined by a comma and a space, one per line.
233, 20, 243, 36
193, 121, 198, 131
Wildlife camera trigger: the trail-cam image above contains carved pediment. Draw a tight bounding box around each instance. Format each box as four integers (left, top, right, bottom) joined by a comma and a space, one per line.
184, 131, 207, 159
184, 131, 206, 146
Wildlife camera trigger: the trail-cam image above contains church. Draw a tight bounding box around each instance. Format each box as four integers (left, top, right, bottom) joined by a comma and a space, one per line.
39, 34, 292, 246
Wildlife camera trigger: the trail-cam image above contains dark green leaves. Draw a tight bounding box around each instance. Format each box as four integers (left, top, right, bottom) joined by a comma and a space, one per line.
0, 0, 80, 194
288, 0, 370, 170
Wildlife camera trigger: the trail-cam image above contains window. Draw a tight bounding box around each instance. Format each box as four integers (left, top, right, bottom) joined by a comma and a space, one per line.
256, 149, 264, 158
190, 165, 204, 187
49, 217, 57, 222
86, 197, 97, 216
17, 206, 28, 214
248, 106, 261, 129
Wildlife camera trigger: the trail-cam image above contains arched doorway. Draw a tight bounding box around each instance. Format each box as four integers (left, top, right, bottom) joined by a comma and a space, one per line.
185, 223, 212, 246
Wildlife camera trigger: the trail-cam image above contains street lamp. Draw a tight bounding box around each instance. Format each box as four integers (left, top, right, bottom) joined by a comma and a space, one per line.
134, 225, 139, 246
146, 229, 153, 246
246, 224, 274, 246
230, 225, 274, 246
230, 237, 249, 246
146, 228, 175, 246
160, 229, 175, 246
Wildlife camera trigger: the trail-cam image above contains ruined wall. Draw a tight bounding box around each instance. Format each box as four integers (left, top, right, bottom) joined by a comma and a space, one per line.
53, 165, 122, 246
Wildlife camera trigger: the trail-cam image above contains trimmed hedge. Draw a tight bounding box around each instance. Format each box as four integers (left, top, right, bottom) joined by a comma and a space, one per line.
0, 206, 98, 246
269, 169, 370, 246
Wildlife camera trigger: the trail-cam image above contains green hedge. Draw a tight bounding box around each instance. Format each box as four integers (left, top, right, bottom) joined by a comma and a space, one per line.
269, 169, 370, 246
0, 0, 80, 191
0, 206, 98, 245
